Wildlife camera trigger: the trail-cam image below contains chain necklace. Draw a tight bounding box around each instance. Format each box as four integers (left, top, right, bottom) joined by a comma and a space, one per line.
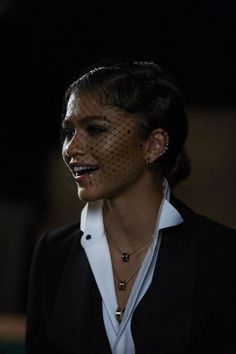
113, 257, 147, 322
107, 232, 154, 323
115, 307, 125, 323
112, 262, 142, 291
106, 232, 153, 263
113, 264, 141, 323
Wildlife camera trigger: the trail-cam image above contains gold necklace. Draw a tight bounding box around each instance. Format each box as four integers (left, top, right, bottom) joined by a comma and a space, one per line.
113, 259, 144, 322
115, 307, 125, 323
106, 233, 153, 263
107, 232, 154, 323
112, 261, 142, 291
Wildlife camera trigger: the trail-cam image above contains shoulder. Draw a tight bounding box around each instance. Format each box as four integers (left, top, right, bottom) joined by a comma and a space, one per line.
172, 195, 235, 233
193, 212, 235, 237
192, 213, 236, 262
171, 196, 236, 278
31, 221, 82, 268
43, 221, 82, 250
171, 195, 236, 249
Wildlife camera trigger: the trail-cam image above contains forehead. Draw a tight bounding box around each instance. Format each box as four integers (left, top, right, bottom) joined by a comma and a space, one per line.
65, 92, 133, 125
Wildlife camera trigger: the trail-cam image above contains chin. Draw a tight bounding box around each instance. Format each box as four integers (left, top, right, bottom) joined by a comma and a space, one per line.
77, 187, 104, 203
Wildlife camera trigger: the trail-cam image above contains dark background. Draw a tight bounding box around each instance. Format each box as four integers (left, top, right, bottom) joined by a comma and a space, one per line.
0, 0, 235, 316
1, 0, 236, 208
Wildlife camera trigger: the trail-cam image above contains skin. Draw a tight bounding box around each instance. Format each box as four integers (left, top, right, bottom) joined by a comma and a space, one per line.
62, 90, 168, 307
63, 92, 147, 202
62, 91, 167, 247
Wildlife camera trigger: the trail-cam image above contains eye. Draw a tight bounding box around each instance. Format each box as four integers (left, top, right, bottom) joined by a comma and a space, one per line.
86, 124, 108, 136
61, 127, 76, 140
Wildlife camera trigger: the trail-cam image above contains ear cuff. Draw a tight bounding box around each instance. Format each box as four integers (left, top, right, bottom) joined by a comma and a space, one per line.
146, 132, 169, 168
159, 132, 169, 157
159, 142, 169, 157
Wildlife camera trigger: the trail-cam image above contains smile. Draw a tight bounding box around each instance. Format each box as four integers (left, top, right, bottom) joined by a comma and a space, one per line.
72, 165, 99, 177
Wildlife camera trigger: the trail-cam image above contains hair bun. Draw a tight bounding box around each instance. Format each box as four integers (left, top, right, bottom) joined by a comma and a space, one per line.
165, 148, 191, 188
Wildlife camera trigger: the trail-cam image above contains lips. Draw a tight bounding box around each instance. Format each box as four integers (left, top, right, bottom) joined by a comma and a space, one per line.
71, 165, 99, 177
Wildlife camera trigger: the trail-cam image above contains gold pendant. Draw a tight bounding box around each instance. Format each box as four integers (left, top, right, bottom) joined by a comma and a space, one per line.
118, 280, 127, 291
121, 252, 130, 262
115, 307, 125, 323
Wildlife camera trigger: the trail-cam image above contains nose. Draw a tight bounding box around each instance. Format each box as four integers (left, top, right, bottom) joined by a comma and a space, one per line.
63, 132, 86, 158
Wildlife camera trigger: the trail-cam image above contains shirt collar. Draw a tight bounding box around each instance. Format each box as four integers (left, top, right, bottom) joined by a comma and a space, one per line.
80, 179, 183, 247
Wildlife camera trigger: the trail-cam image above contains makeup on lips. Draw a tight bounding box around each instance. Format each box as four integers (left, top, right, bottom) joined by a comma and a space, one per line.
72, 164, 100, 180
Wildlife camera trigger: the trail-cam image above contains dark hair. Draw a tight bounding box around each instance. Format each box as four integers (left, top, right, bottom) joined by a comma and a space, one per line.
63, 59, 191, 188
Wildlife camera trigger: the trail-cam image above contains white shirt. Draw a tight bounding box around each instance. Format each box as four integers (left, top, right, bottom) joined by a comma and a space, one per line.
80, 180, 183, 354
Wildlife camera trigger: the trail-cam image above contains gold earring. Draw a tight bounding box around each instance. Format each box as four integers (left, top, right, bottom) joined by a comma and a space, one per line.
145, 158, 153, 168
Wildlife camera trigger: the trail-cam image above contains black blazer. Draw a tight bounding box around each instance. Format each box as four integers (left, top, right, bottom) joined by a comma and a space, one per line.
25, 197, 236, 354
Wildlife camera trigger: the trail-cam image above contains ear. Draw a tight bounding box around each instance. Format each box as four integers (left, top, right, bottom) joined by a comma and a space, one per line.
144, 128, 169, 165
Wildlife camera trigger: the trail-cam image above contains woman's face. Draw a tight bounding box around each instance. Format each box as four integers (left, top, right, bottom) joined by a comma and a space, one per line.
62, 92, 148, 201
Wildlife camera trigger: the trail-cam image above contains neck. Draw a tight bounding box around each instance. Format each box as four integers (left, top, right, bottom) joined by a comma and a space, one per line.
103, 174, 163, 248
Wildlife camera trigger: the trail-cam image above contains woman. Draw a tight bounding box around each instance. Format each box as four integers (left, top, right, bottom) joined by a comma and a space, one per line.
26, 60, 236, 354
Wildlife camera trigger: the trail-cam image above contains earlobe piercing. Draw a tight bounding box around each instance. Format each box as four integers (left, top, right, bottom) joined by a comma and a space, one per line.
145, 158, 153, 168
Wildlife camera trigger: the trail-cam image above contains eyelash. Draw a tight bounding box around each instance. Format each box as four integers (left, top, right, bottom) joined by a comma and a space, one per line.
86, 125, 108, 136
61, 125, 108, 140
61, 128, 75, 140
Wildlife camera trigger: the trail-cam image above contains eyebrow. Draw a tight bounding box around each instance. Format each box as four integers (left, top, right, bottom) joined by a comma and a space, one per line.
62, 115, 111, 128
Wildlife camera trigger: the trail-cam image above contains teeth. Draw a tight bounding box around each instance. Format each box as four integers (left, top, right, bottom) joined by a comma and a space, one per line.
72, 165, 98, 176
73, 166, 90, 172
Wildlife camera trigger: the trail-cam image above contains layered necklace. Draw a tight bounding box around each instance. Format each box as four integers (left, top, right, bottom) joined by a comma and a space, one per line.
106, 232, 154, 323
107, 233, 153, 264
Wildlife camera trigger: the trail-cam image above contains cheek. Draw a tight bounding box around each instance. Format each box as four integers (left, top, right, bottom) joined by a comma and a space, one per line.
92, 133, 144, 178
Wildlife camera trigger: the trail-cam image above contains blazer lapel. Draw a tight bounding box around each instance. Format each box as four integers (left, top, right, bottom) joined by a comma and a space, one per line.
132, 200, 197, 354
48, 230, 110, 354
